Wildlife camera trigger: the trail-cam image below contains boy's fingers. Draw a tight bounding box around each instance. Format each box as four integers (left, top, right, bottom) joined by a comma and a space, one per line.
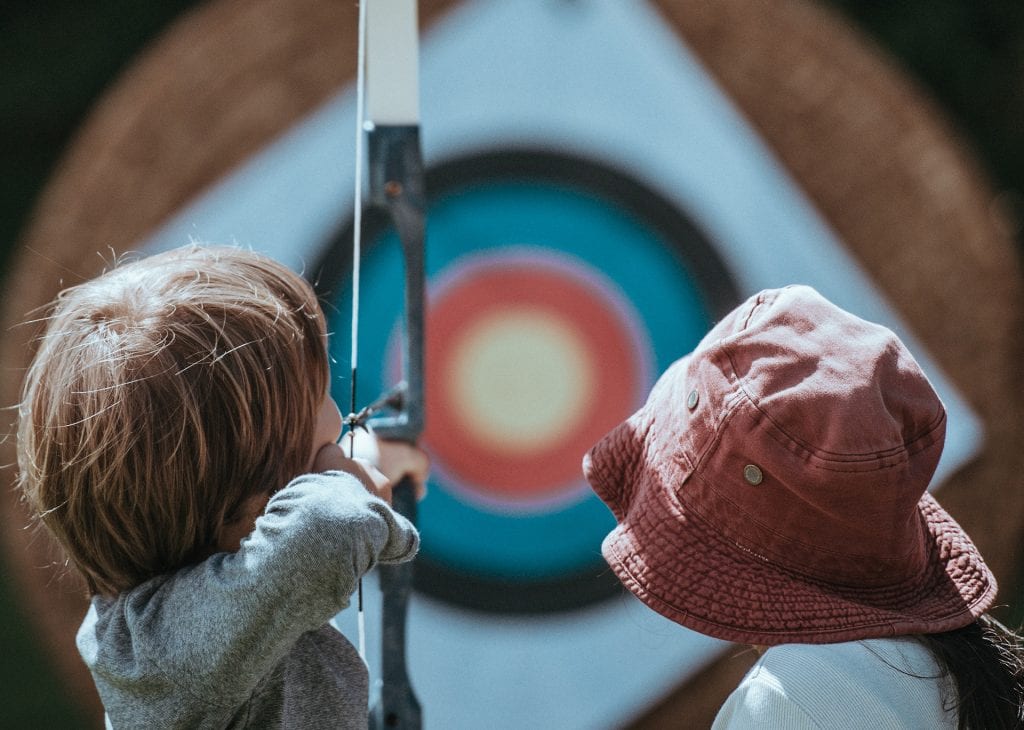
312, 443, 347, 473
375, 441, 431, 499
351, 457, 388, 490
327, 436, 430, 501
347, 457, 391, 503
312, 444, 392, 503
407, 447, 430, 481
401, 448, 430, 499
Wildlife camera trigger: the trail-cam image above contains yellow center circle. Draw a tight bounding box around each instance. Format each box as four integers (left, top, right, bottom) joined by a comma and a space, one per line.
449, 308, 596, 455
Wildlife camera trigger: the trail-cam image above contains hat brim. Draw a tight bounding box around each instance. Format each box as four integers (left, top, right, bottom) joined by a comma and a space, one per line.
601, 482, 997, 645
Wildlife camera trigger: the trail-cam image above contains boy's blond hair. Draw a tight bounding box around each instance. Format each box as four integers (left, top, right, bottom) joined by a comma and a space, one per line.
17, 245, 329, 596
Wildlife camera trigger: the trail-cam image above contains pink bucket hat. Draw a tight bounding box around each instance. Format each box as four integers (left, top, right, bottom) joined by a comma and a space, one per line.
584, 286, 996, 645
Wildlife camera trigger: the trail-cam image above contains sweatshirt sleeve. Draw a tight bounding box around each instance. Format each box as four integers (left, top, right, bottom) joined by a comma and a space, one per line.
123, 470, 418, 707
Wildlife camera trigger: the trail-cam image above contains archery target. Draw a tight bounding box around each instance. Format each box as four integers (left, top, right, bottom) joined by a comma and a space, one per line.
317, 151, 737, 611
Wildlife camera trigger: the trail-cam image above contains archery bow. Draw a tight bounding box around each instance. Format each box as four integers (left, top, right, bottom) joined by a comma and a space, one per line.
350, 2, 425, 729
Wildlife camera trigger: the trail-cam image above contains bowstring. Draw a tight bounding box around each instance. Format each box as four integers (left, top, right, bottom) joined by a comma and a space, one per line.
351, 0, 369, 665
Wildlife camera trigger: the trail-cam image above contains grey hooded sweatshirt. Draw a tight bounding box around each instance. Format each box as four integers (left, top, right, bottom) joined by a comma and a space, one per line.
76, 471, 419, 729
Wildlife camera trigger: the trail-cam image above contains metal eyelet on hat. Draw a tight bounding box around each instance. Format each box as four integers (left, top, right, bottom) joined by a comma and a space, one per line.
686, 389, 699, 410
743, 464, 763, 485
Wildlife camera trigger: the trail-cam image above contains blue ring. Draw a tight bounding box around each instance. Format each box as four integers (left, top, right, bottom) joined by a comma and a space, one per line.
328, 181, 712, 580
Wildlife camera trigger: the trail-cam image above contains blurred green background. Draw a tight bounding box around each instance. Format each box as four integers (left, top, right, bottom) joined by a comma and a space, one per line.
1, 0, 1022, 726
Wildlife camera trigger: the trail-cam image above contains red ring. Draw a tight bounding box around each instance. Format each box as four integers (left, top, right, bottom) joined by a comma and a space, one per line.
425, 262, 640, 501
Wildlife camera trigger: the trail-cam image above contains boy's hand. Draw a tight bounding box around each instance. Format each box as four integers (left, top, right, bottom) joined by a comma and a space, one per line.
313, 433, 430, 503
344, 429, 430, 499
312, 443, 394, 503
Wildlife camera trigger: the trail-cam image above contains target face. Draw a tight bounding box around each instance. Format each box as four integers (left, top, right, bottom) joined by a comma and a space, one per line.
318, 151, 737, 611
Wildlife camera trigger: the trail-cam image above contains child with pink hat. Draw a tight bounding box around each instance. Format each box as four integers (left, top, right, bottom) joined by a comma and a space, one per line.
585, 285, 1023, 729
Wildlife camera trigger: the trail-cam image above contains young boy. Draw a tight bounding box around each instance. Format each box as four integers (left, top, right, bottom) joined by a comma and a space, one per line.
16, 244, 427, 729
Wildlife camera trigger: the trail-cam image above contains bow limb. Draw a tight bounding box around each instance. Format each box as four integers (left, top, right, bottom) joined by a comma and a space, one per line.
361, 2, 425, 729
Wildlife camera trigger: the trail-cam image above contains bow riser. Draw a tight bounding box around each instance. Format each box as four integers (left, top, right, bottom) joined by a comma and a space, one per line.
367, 123, 425, 730
366, 125, 426, 444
